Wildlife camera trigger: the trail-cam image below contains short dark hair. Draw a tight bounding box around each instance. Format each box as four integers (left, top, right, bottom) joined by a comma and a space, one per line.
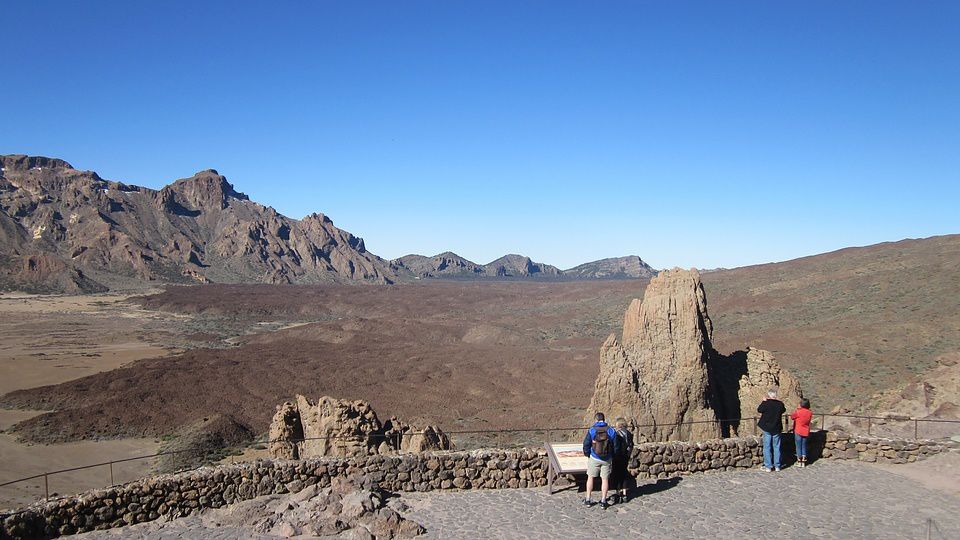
595, 412, 605, 422
801, 398, 811, 409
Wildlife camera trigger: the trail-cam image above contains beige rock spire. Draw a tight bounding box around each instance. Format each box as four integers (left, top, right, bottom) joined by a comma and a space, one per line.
588, 268, 721, 441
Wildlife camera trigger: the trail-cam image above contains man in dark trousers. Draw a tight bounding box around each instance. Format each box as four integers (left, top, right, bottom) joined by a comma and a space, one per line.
757, 388, 786, 472
582, 412, 620, 509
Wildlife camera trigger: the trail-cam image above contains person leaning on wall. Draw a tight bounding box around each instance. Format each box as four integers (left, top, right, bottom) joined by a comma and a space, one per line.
757, 388, 786, 472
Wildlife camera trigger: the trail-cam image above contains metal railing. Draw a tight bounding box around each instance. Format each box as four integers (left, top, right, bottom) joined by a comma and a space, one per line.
1, 413, 957, 508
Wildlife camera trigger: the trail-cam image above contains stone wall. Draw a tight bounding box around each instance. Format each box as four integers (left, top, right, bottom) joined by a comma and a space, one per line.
821, 431, 955, 464
3, 433, 955, 539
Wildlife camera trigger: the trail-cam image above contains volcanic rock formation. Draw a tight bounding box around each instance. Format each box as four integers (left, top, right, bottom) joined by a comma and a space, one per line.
268, 396, 450, 459
588, 268, 803, 441
0, 154, 398, 291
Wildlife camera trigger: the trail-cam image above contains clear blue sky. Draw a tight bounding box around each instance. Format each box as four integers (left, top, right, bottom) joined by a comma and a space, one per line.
3, 1, 958, 270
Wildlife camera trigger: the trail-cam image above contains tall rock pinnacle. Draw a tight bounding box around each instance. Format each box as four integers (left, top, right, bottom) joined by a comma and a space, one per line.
588, 268, 721, 441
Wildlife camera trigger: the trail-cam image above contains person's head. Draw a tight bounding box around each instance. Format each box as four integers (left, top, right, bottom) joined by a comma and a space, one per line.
594, 412, 605, 423
800, 398, 810, 409
615, 417, 627, 430
767, 388, 778, 399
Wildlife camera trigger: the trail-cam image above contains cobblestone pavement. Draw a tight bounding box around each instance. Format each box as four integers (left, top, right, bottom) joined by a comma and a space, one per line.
76, 460, 959, 539
404, 460, 960, 540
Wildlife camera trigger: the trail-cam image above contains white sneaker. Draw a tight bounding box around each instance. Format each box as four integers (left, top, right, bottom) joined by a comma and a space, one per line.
764, 467, 772, 472
774, 467, 781, 472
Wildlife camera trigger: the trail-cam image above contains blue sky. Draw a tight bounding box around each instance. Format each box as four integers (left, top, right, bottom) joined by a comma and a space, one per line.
2, 1, 958, 270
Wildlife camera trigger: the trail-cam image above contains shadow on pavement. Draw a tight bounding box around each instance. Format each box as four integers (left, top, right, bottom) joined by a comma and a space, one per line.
632, 476, 681, 496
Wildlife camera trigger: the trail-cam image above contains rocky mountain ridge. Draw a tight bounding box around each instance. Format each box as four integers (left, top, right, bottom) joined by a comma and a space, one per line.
0, 154, 398, 291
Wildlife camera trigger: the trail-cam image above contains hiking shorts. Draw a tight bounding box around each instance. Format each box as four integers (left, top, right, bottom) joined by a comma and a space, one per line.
587, 456, 612, 479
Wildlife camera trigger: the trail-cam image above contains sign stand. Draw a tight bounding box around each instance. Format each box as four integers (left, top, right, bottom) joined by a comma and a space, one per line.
544, 442, 588, 494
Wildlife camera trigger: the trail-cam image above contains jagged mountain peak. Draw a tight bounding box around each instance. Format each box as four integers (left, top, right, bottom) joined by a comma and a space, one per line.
165, 169, 250, 209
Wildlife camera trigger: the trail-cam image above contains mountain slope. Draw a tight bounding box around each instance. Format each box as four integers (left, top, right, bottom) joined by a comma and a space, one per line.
0, 155, 398, 290
703, 234, 960, 412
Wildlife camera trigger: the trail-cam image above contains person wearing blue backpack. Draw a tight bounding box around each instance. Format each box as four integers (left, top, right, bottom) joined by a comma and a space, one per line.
582, 412, 621, 509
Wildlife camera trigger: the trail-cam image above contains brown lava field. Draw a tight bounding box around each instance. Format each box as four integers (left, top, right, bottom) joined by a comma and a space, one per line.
2, 234, 958, 447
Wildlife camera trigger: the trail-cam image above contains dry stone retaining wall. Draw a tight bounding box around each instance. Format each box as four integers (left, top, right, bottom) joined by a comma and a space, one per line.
3, 433, 955, 539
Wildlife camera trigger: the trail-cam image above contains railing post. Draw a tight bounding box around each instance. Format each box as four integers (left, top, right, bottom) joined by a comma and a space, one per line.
914, 419, 919, 439
110, 462, 115, 486
44, 473, 49, 500
867, 417, 871, 436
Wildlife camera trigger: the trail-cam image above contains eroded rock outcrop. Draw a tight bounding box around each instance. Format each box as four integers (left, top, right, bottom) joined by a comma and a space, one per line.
711, 347, 804, 437
870, 352, 960, 421
269, 395, 451, 459
588, 268, 804, 442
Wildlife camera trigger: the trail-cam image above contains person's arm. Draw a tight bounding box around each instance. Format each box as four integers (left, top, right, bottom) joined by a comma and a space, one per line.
757, 401, 767, 414
583, 431, 592, 457
611, 429, 621, 456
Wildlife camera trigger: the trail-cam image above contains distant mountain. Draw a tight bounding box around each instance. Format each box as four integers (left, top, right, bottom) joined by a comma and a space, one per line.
393, 251, 653, 281
392, 252, 484, 278
563, 256, 656, 279
483, 254, 561, 277
392, 252, 561, 279
0, 154, 398, 292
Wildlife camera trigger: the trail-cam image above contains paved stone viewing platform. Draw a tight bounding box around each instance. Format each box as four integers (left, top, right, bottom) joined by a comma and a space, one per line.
404, 459, 960, 539
73, 457, 959, 539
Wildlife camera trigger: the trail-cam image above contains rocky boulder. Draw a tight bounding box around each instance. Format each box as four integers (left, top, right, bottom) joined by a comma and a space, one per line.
268, 395, 451, 459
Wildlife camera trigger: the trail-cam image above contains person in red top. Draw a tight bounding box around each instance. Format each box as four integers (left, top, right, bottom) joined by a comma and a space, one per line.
791, 398, 813, 467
